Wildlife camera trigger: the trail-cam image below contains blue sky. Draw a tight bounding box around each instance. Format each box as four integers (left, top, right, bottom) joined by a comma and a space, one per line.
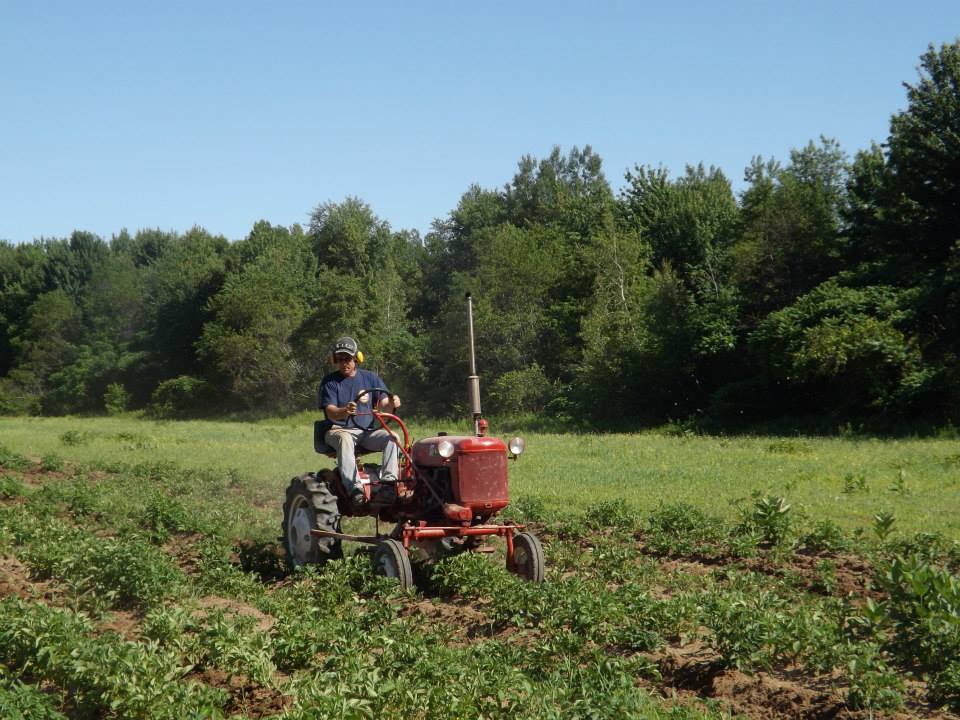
1, 1, 957, 244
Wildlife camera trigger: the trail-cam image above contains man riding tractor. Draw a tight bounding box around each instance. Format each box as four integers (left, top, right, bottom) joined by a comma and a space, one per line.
317, 337, 401, 507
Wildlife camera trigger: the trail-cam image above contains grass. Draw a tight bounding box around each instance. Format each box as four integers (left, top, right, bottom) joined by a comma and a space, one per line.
0, 414, 958, 538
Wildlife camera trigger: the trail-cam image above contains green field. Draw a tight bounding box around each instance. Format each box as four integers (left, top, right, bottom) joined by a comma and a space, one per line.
1, 415, 958, 539
2, 415, 959, 719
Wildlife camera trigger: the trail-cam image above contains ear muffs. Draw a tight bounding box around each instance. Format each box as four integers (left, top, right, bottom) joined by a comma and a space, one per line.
356, 351, 364, 363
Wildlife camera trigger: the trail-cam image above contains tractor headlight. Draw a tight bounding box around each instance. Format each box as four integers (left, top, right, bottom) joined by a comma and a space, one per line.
438, 439, 455, 458
508, 436, 525, 456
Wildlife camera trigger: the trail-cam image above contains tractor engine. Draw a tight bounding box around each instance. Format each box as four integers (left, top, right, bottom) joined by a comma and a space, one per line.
411, 435, 509, 522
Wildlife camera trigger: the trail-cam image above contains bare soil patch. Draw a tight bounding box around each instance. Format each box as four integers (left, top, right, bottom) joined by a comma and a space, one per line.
188, 668, 292, 718
195, 595, 276, 632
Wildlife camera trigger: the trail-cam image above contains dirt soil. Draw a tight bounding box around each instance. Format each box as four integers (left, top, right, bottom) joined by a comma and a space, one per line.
187, 668, 292, 718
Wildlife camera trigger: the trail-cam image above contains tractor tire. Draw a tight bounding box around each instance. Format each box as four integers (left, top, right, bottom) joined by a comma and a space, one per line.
282, 473, 343, 569
509, 532, 545, 582
372, 538, 413, 590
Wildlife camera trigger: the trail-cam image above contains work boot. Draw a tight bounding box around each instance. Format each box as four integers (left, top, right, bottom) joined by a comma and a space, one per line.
349, 487, 367, 507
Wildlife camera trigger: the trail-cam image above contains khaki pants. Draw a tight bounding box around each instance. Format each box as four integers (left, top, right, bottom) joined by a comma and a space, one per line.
324, 426, 399, 494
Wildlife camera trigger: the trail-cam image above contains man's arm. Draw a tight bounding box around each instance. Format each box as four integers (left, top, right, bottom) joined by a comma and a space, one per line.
325, 402, 357, 421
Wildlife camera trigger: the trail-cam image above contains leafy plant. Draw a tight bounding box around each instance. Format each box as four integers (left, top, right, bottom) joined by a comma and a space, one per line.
872, 511, 896, 543
40, 454, 64, 473
744, 494, 793, 546
845, 646, 903, 712
872, 554, 960, 671
0, 475, 26, 499
0, 446, 30, 471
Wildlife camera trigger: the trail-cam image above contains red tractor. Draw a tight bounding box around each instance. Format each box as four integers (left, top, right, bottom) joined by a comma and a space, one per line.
281, 296, 544, 589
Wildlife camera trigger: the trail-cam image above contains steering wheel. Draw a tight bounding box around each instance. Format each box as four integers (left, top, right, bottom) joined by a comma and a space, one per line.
354, 388, 410, 450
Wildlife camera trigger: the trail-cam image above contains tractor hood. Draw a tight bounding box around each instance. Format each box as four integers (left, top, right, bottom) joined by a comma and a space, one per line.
411, 435, 506, 465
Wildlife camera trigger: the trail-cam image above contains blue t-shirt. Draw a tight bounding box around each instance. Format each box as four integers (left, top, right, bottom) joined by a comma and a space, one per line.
319, 369, 390, 430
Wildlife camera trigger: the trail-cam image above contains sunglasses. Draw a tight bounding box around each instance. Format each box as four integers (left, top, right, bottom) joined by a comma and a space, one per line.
334, 354, 355, 362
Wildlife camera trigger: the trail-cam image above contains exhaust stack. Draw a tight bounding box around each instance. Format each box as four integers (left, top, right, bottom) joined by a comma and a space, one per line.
465, 294, 484, 436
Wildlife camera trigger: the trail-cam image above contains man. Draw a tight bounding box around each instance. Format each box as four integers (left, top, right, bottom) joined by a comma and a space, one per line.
319, 336, 401, 506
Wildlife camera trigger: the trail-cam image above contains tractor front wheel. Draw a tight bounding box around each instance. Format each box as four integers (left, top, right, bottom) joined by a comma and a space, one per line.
372, 538, 413, 590
282, 473, 343, 569
509, 532, 545, 582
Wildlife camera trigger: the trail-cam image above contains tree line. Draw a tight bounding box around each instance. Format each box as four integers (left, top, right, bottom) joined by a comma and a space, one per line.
2, 42, 958, 428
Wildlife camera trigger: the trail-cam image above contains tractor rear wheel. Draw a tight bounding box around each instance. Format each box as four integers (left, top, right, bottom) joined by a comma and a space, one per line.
509, 532, 545, 582
372, 538, 413, 589
282, 473, 342, 568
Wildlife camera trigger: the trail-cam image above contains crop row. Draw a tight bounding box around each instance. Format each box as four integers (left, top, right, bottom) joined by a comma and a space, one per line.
2, 449, 960, 716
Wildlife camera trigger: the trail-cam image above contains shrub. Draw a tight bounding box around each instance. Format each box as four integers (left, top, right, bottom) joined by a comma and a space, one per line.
149, 375, 214, 419
103, 382, 131, 415
487, 363, 555, 415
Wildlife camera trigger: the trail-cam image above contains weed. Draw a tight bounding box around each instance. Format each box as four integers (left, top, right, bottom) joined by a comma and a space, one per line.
842, 472, 868, 494
644, 502, 727, 556
766, 439, 811, 454
582, 498, 639, 532
872, 511, 896, 543
738, 494, 793, 546
889, 468, 910, 495
58, 429, 90, 446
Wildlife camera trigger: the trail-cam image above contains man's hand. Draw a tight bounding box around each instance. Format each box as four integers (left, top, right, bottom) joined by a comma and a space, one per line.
378, 394, 401, 411
345, 401, 358, 416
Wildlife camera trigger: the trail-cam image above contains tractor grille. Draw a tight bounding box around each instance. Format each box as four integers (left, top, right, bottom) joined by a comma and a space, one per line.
455, 451, 508, 508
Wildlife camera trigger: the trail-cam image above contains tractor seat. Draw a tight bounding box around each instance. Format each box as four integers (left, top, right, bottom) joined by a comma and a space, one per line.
313, 420, 376, 457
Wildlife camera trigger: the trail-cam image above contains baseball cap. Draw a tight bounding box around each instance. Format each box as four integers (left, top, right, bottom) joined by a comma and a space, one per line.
332, 337, 359, 357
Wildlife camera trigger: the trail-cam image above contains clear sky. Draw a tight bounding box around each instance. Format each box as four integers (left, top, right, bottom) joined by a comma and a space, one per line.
1, 1, 957, 244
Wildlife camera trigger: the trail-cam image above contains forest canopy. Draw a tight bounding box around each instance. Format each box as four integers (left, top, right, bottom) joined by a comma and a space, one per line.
2, 41, 959, 427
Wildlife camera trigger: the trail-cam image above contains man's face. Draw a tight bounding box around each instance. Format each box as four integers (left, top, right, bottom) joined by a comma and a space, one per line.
334, 353, 357, 377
